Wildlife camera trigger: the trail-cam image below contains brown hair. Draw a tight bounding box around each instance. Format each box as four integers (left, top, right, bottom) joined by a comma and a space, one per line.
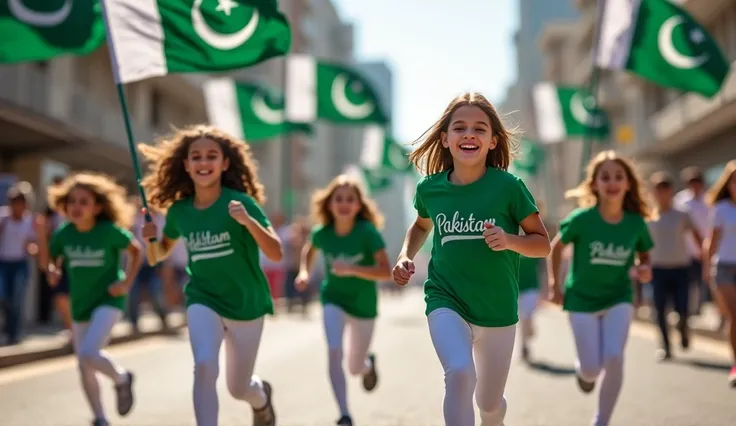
310, 174, 384, 229
409, 92, 519, 175
705, 160, 736, 206
48, 172, 135, 229
138, 124, 265, 210
565, 150, 652, 218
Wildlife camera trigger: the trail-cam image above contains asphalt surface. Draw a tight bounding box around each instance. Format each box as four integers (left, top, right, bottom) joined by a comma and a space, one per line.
0, 289, 733, 426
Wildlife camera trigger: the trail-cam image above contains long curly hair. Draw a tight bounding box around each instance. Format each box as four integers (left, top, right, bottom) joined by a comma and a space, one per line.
138, 124, 265, 210
565, 150, 652, 219
311, 174, 384, 229
409, 92, 520, 175
706, 160, 736, 206
48, 172, 135, 229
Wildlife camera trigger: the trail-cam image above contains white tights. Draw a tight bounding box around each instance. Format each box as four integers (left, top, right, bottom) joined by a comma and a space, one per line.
569, 303, 633, 426
187, 304, 268, 426
72, 306, 128, 421
518, 290, 539, 345
323, 304, 375, 417
427, 308, 516, 426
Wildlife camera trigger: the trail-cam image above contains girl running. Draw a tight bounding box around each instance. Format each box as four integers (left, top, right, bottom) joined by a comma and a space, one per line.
393, 92, 550, 426
138, 125, 282, 426
702, 160, 736, 387
295, 174, 390, 426
35, 173, 142, 426
547, 151, 653, 426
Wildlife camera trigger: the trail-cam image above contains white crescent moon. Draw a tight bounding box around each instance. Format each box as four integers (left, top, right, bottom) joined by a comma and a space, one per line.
658, 16, 708, 70
251, 93, 284, 125
570, 93, 605, 128
192, 0, 259, 51
387, 143, 407, 169
331, 74, 375, 119
9, 0, 72, 27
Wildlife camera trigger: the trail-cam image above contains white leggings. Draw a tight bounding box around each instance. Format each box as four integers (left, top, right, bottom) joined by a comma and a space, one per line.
569, 303, 633, 426
323, 304, 375, 417
518, 290, 539, 344
72, 306, 128, 421
187, 304, 268, 426
428, 308, 516, 426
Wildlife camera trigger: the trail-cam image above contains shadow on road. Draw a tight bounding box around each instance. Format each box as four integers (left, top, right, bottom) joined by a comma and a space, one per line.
526, 359, 576, 376
676, 358, 732, 371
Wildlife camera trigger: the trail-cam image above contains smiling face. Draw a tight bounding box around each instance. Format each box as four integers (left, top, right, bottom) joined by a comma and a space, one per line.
592, 160, 631, 204
441, 105, 497, 170
183, 137, 229, 189
328, 185, 360, 223
66, 186, 101, 226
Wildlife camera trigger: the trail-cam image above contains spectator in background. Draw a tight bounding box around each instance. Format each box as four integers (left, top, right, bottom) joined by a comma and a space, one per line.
0, 182, 37, 345
260, 212, 288, 311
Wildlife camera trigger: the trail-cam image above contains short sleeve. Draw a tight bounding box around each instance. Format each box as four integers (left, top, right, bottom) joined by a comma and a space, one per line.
413, 180, 429, 218
240, 194, 271, 228
310, 226, 323, 249
363, 222, 386, 253
49, 228, 64, 258
511, 177, 539, 224
163, 206, 180, 239
636, 217, 655, 252
558, 210, 581, 244
110, 224, 134, 250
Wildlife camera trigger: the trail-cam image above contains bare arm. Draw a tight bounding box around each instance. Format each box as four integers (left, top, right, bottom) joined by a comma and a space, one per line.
546, 233, 567, 293
684, 215, 704, 252
507, 213, 550, 258
122, 240, 144, 290
349, 249, 392, 281
299, 241, 317, 276
398, 216, 433, 261
702, 225, 721, 279
242, 219, 283, 262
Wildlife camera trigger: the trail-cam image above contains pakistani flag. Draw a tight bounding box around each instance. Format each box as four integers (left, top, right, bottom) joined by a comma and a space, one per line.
0, 0, 106, 63
533, 83, 610, 143
360, 126, 412, 174
344, 164, 393, 194
285, 54, 388, 125
101, 0, 291, 84
596, 0, 730, 97
512, 138, 545, 176
204, 78, 310, 142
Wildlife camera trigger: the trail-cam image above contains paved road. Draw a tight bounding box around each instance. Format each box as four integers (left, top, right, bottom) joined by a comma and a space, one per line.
0, 289, 733, 426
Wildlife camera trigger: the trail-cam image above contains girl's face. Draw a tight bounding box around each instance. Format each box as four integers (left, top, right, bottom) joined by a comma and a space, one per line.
441, 105, 497, 169
592, 160, 631, 204
66, 187, 101, 225
328, 185, 360, 222
654, 184, 673, 206
184, 137, 229, 188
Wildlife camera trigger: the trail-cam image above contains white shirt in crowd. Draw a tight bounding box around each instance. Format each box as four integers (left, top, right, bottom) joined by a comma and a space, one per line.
710, 200, 736, 265
0, 208, 35, 262
674, 188, 710, 259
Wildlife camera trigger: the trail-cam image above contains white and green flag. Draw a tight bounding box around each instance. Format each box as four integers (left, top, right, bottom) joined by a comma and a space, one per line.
596, 0, 730, 97
0, 0, 106, 63
360, 126, 412, 174
285, 54, 388, 125
533, 83, 610, 143
204, 78, 310, 142
101, 0, 291, 84
343, 164, 392, 194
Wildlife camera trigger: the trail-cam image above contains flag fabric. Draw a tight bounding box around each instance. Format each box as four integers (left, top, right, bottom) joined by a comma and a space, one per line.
0, 0, 106, 63
204, 78, 310, 142
596, 0, 730, 97
533, 83, 610, 143
512, 138, 545, 176
343, 164, 392, 194
101, 0, 291, 84
360, 126, 412, 174
285, 54, 388, 125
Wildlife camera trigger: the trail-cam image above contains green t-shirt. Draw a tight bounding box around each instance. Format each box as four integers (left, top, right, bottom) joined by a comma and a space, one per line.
415, 168, 539, 327
49, 221, 133, 322
311, 220, 386, 318
518, 256, 541, 293
163, 187, 274, 320
559, 206, 654, 312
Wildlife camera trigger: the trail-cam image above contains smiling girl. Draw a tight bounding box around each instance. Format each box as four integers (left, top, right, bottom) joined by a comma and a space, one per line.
295, 174, 391, 426
548, 151, 654, 426
35, 173, 142, 426
393, 92, 550, 426
138, 125, 282, 426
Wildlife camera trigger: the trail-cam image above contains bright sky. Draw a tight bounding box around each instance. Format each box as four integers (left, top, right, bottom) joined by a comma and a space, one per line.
334, 0, 519, 142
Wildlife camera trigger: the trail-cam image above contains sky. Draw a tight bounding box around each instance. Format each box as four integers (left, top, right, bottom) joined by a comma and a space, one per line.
333, 0, 519, 142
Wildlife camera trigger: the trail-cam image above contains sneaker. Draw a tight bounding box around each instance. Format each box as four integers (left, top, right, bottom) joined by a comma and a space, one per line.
92, 418, 109, 426
362, 354, 378, 392
252, 381, 276, 426
729, 366, 736, 388
576, 374, 595, 394
115, 371, 135, 416
336, 415, 353, 425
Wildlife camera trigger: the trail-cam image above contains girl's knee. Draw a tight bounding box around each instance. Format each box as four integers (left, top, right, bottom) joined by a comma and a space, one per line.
347, 354, 367, 376
445, 362, 476, 393
76, 346, 100, 365
603, 354, 624, 372
194, 358, 219, 383
577, 360, 602, 381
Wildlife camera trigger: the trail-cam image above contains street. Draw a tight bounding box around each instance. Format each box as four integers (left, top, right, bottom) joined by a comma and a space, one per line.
0, 289, 733, 426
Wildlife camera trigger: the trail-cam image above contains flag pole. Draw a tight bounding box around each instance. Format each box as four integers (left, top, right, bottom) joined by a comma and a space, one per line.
578, 0, 607, 182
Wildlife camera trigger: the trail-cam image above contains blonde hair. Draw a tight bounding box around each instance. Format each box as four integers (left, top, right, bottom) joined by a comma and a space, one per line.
48, 172, 135, 229
706, 160, 736, 206
409, 92, 520, 175
139, 124, 265, 210
310, 174, 384, 229
565, 150, 652, 219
